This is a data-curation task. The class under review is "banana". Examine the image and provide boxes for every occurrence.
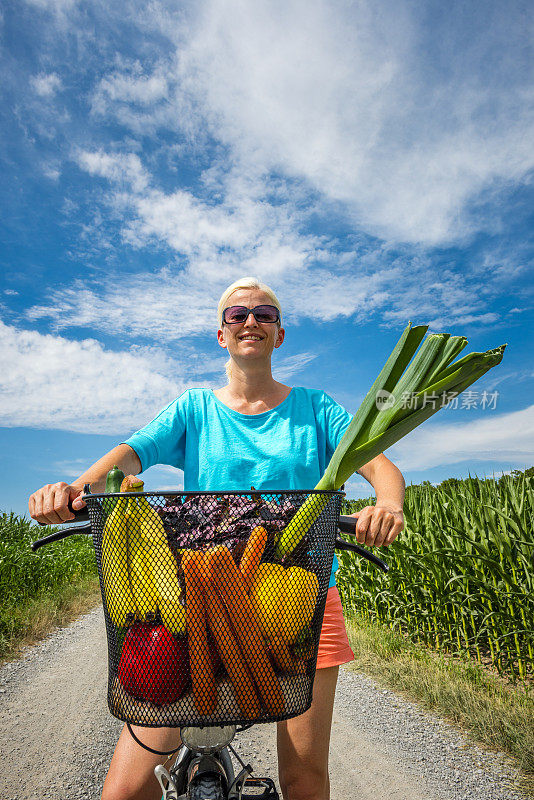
[101,497,137,627]
[126,496,159,619]
[116,476,185,632]
[157,583,187,636]
[136,495,185,635]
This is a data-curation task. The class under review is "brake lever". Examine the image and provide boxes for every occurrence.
[32,520,93,551]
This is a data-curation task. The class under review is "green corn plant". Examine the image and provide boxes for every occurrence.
[337,470,533,680]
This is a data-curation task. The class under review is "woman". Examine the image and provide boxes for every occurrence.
[29,277,405,800]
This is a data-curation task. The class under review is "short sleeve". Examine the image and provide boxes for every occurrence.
[323,392,353,460]
[122,391,189,472]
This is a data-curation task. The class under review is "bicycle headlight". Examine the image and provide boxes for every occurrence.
[180,725,236,753]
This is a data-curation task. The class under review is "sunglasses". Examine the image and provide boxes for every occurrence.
[222,305,280,325]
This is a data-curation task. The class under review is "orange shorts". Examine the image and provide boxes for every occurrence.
[316,586,354,669]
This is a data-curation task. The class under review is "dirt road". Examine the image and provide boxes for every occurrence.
[0,607,527,800]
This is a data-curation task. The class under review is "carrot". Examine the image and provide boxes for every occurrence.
[182,550,218,716]
[239,525,268,592]
[205,587,262,720]
[207,546,285,716]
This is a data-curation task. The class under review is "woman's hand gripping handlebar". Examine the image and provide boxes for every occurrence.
[32,485,92,552]
[335,515,389,573]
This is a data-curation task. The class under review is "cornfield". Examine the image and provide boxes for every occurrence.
[0,512,97,654]
[337,469,534,681]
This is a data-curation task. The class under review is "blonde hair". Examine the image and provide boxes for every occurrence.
[217,276,282,382]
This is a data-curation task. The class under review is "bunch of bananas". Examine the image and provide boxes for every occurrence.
[101,477,186,634]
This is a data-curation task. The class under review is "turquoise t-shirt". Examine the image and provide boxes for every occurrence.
[123,387,353,586]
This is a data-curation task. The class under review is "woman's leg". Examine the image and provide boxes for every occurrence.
[277,666,339,800]
[101,724,181,800]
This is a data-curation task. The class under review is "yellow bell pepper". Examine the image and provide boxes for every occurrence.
[249,563,285,639]
[249,563,319,644]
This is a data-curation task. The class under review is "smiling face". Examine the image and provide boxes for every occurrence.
[217,288,285,365]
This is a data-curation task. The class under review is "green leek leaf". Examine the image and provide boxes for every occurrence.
[274,325,506,557]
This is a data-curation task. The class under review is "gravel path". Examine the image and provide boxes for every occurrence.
[0,606,529,800]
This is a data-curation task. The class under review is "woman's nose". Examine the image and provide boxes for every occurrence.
[244,311,258,326]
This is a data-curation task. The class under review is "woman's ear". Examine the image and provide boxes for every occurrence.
[217,328,228,349]
[274,326,285,348]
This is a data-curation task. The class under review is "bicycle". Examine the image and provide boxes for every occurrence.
[33,488,388,800]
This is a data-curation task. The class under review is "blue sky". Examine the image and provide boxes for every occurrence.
[1,0,533,518]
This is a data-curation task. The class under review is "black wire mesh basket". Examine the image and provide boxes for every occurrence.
[83,489,343,728]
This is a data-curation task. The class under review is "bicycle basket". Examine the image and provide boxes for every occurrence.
[84,489,343,728]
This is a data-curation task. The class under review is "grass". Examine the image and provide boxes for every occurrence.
[0,576,101,662]
[0,511,100,661]
[346,614,534,791]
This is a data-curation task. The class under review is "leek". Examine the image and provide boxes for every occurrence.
[275,323,506,557]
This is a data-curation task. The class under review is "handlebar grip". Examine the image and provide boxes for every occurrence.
[336,515,389,573]
[337,515,358,534]
[37,503,90,526]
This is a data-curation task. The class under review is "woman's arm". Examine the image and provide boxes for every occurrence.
[72,444,141,494]
[28,443,141,525]
[351,453,405,547]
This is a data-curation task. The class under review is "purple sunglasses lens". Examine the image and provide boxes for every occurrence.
[224,305,279,323]
[253,305,279,322]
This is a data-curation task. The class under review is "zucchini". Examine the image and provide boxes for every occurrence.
[103,465,125,517]
[106,465,124,494]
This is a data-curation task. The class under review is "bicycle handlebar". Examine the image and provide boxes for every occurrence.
[335,516,389,572]
[31,508,388,571]
[32,504,91,551]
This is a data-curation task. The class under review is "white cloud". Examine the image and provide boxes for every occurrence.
[50,459,185,489]
[92,64,170,109]
[17,1,534,248]
[41,147,502,338]
[30,72,62,97]
[388,404,534,471]
[0,318,193,434]
[24,0,77,11]
[14,4,531,345]
[344,479,375,500]
[25,239,502,344]
[168,0,534,245]
[23,256,398,341]
[25,258,387,344]
[26,270,221,340]
[380,264,504,329]
[139,464,184,491]
[42,162,61,180]
[50,457,93,479]
[76,150,150,194]
[73,149,322,278]
[274,352,318,381]
[71,0,533,247]
[0,317,329,439]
